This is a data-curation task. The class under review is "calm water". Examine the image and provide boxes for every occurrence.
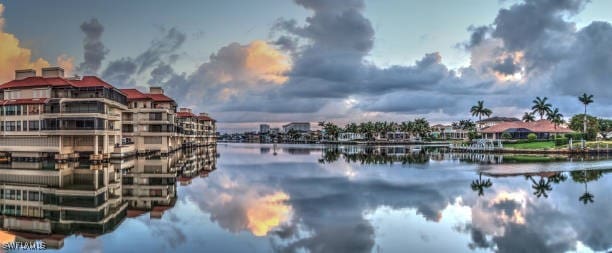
[14,143,612,252]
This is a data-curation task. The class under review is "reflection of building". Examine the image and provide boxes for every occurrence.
[282,122,310,133]
[0,156,126,237]
[120,152,178,217]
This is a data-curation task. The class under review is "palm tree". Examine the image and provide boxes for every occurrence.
[522,112,536,122]
[471,173,493,197]
[470,101,493,122]
[547,108,564,129]
[578,93,594,134]
[531,97,552,120]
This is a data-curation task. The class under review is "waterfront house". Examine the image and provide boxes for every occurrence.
[338,132,365,142]
[480,120,573,139]
[476,116,521,129]
[431,124,468,140]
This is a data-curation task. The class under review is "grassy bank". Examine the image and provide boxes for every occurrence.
[502,155,567,163]
[504,141,556,150]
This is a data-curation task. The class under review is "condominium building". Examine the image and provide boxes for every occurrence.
[120,87,179,155]
[0,67,127,235]
[176,108,216,147]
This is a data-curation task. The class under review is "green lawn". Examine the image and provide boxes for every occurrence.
[503,141,556,150]
[503,155,567,163]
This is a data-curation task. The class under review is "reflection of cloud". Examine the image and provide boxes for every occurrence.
[81,239,103,253]
[185,173,293,237]
[247,192,292,236]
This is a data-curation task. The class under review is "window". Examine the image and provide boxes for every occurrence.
[5,105,21,116]
[28,191,40,201]
[29,121,40,131]
[5,121,16,131]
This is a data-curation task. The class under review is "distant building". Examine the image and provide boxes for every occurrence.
[282,122,310,133]
[431,124,468,140]
[269,128,280,135]
[338,132,365,142]
[480,120,573,139]
[260,124,270,134]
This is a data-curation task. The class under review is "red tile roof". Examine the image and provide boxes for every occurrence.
[70,76,114,88]
[0,76,115,89]
[176,111,196,118]
[0,98,50,105]
[147,93,174,102]
[119,88,149,100]
[197,115,215,121]
[120,88,175,102]
[0,76,72,89]
[480,120,574,133]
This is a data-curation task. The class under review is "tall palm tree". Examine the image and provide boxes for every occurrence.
[522,112,536,122]
[531,96,552,120]
[578,93,594,134]
[547,108,564,129]
[470,101,493,122]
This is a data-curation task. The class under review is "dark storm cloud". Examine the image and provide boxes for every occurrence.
[492,55,519,75]
[551,21,612,97]
[272,35,299,53]
[98,26,186,88]
[464,25,491,48]
[148,63,175,86]
[77,18,109,75]
[102,57,137,87]
[492,0,585,51]
[135,27,186,74]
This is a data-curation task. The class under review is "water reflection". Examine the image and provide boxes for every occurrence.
[0,145,216,250]
[3,143,612,252]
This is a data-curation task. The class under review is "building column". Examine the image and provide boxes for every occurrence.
[94,135,99,154]
[103,134,109,154]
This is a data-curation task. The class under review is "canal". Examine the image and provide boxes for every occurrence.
[14,143,612,252]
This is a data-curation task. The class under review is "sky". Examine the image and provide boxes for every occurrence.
[1,0,612,132]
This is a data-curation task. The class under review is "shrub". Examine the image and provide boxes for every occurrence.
[501,132,512,139]
[468,131,481,140]
[527,133,537,142]
[565,133,585,140]
[555,137,569,146]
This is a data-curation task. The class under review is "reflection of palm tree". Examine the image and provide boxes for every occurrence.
[528,176,552,198]
[579,184,594,205]
[471,173,493,197]
[571,170,601,205]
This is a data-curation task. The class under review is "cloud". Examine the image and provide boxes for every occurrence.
[135,27,186,74]
[99,26,187,87]
[102,57,137,87]
[57,54,75,76]
[0,3,50,83]
[77,18,109,75]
